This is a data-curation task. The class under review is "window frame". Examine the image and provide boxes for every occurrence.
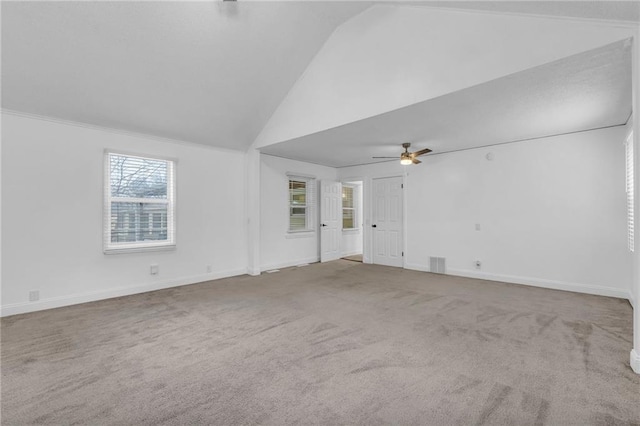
[103,150,177,254]
[287,175,315,233]
[342,184,358,230]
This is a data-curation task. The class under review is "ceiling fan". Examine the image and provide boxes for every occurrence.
[373,143,432,165]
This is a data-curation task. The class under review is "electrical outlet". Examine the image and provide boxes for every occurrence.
[150,264,159,275]
[206,265,212,273]
[475,260,482,270]
[29,290,40,302]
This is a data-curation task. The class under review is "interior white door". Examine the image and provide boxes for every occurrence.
[320,180,342,262]
[372,176,403,267]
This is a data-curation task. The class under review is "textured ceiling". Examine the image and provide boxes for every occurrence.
[260,40,632,168]
[1,1,371,150]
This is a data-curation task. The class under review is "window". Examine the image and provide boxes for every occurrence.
[288,175,315,232]
[104,152,175,252]
[626,132,634,252]
[342,185,356,229]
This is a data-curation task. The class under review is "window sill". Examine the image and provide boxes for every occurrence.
[342,228,361,234]
[285,231,315,239]
[104,244,176,255]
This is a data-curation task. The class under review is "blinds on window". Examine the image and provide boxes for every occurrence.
[104,152,176,252]
[342,185,356,229]
[287,173,316,232]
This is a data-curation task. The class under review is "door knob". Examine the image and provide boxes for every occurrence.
[321,224,327,227]
[372,224,377,228]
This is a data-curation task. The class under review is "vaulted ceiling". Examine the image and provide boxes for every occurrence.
[2,1,638,162]
[1,1,370,150]
[261,40,632,167]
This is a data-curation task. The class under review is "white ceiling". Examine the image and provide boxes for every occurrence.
[260,40,632,168]
[2,1,637,156]
[1,1,370,150]
[411,1,640,23]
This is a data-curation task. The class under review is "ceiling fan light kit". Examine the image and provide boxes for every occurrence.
[373,142,432,165]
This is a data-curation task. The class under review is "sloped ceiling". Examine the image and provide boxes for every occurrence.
[254,4,636,149]
[1,1,371,150]
[413,1,640,23]
[260,40,632,168]
[2,1,637,156]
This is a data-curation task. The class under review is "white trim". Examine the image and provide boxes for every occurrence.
[342,183,358,230]
[103,244,177,255]
[104,151,176,253]
[260,256,319,273]
[404,263,631,300]
[631,349,640,374]
[342,228,361,234]
[448,268,630,299]
[0,268,247,318]
[405,262,431,273]
[340,250,362,258]
[285,231,315,239]
[1,109,242,155]
[286,171,317,180]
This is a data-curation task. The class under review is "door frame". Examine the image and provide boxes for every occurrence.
[340,173,407,268]
[340,179,364,258]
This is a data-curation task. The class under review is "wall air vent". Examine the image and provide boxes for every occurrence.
[429,257,446,274]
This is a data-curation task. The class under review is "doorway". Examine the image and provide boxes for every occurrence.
[341,180,363,262]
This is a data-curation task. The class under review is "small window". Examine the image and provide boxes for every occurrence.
[288,176,315,232]
[626,132,634,252]
[104,152,176,253]
[342,185,357,229]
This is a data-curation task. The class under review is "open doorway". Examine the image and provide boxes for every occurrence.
[341,180,364,262]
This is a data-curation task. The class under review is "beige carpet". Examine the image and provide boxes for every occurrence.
[2,261,638,425]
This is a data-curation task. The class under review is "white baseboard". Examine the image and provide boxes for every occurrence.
[0,268,247,317]
[247,267,261,276]
[405,262,430,273]
[403,263,631,300]
[340,251,362,258]
[631,349,640,374]
[260,256,319,273]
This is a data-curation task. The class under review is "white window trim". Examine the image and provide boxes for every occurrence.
[342,184,358,231]
[104,150,177,254]
[287,173,316,234]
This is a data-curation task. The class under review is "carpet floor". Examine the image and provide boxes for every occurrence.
[1,261,638,425]
[342,254,363,263]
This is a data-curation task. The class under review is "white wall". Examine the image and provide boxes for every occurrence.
[339,125,632,299]
[341,181,363,257]
[1,113,248,316]
[260,154,337,270]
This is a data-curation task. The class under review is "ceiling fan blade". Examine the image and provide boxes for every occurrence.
[412,158,422,164]
[372,156,399,159]
[412,148,432,157]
